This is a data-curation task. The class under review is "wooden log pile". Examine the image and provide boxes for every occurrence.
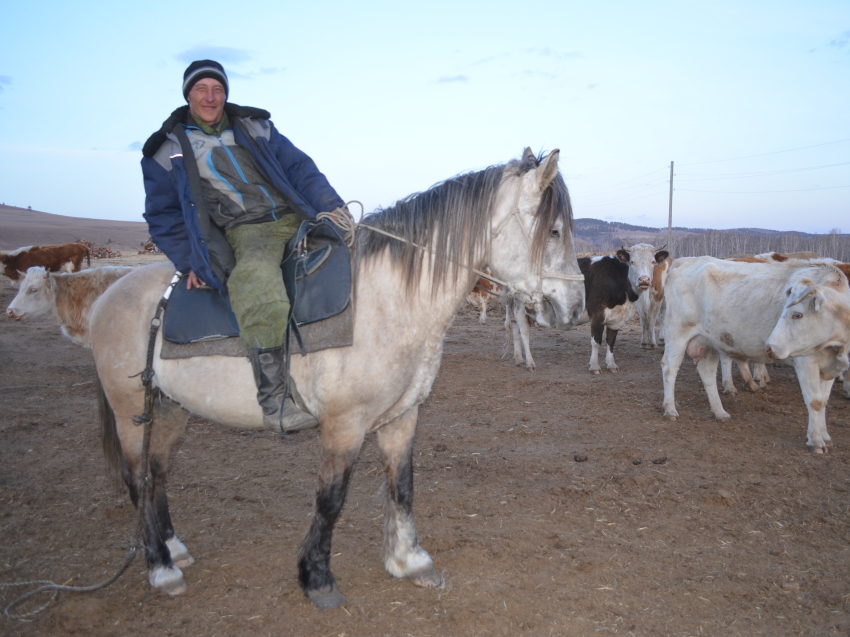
[75,239,122,259]
[138,238,162,255]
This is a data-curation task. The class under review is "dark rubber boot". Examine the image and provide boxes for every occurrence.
[248,346,318,432]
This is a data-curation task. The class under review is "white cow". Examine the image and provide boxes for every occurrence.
[6,265,135,347]
[637,255,673,348]
[661,257,850,452]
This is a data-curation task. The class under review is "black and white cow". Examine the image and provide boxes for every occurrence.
[577,244,669,373]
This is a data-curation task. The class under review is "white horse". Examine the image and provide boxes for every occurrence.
[90,148,585,610]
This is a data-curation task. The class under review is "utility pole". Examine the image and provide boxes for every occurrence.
[667,161,674,253]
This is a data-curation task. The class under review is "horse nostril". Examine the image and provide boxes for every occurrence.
[765,347,773,359]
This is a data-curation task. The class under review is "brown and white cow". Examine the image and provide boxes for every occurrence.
[6,265,134,347]
[1,243,91,282]
[661,257,850,452]
[465,268,502,324]
[576,243,669,373]
[637,255,673,348]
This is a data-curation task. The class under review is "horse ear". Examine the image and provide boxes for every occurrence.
[536,149,560,190]
[522,147,535,163]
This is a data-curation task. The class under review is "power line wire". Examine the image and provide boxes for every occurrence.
[678,138,850,166]
[677,161,850,181]
[677,184,850,194]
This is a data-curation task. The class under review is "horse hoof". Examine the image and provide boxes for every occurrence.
[166,537,195,568]
[409,567,444,589]
[150,565,186,596]
[590,370,601,375]
[307,584,347,610]
[663,413,678,422]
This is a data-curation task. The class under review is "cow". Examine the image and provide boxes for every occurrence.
[1,243,91,283]
[660,257,850,452]
[6,265,134,347]
[576,243,669,374]
[637,255,673,348]
[465,268,502,324]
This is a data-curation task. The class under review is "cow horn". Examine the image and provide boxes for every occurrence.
[787,285,815,308]
[655,243,667,252]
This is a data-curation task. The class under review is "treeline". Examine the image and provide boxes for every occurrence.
[590,229,850,262]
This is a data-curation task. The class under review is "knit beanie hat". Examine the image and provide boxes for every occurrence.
[182,60,229,100]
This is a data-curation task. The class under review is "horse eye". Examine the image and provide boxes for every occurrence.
[550,229,560,238]
[792,312,803,319]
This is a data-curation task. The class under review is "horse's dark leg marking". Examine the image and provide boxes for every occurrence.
[378,409,441,588]
[299,443,361,609]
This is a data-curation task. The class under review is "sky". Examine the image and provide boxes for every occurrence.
[0,0,848,234]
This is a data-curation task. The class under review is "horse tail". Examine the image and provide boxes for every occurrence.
[96,372,123,481]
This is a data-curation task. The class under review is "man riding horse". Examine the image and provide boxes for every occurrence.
[141,59,346,432]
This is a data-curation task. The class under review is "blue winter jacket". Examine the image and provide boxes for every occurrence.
[141,103,344,292]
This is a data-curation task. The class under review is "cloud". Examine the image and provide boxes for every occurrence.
[175,46,253,65]
[527,47,582,61]
[829,31,850,48]
[437,75,469,84]
[0,75,11,93]
[127,141,142,152]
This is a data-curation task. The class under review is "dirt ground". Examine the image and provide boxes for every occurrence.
[2,255,850,637]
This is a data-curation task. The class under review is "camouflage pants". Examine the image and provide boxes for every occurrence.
[225,215,301,349]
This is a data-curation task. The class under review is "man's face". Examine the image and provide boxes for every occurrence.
[187,78,225,126]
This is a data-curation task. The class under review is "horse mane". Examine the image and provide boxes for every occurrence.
[356,151,573,296]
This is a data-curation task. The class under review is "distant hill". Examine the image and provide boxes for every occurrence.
[573,217,820,251]
[0,206,150,253]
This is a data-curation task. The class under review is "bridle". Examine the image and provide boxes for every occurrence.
[486,174,583,304]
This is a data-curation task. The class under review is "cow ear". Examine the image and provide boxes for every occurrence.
[654,250,669,263]
[616,249,630,264]
[536,149,560,191]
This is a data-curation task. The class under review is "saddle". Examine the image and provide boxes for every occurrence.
[160,219,353,360]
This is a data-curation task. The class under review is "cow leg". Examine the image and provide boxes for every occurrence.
[753,363,771,388]
[638,309,650,348]
[648,299,663,348]
[505,300,526,367]
[736,360,760,393]
[660,335,690,420]
[605,328,619,373]
[656,300,666,345]
[793,357,835,453]
[298,418,365,609]
[588,316,605,374]
[695,348,731,422]
[378,407,442,588]
[720,354,737,396]
[514,303,535,371]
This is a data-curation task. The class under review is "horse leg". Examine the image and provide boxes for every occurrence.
[298,423,364,610]
[515,303,535,371]
[377,407,442,588]
[106,383,189,595]
[753,363,771,388]
[150,392,193,568]
[605,327,619,372]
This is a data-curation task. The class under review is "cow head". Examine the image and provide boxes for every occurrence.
[765,280,850,373]
[6,267,57,321]
[616,243,668,293]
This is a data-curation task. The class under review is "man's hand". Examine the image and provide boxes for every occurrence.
[186,270,206,289]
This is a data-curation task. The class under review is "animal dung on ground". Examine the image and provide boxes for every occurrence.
[652,457,668,465]
[574,454,588,463]
[632,459,642,465]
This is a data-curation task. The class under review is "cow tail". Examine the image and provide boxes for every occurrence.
[96,372,123,482]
